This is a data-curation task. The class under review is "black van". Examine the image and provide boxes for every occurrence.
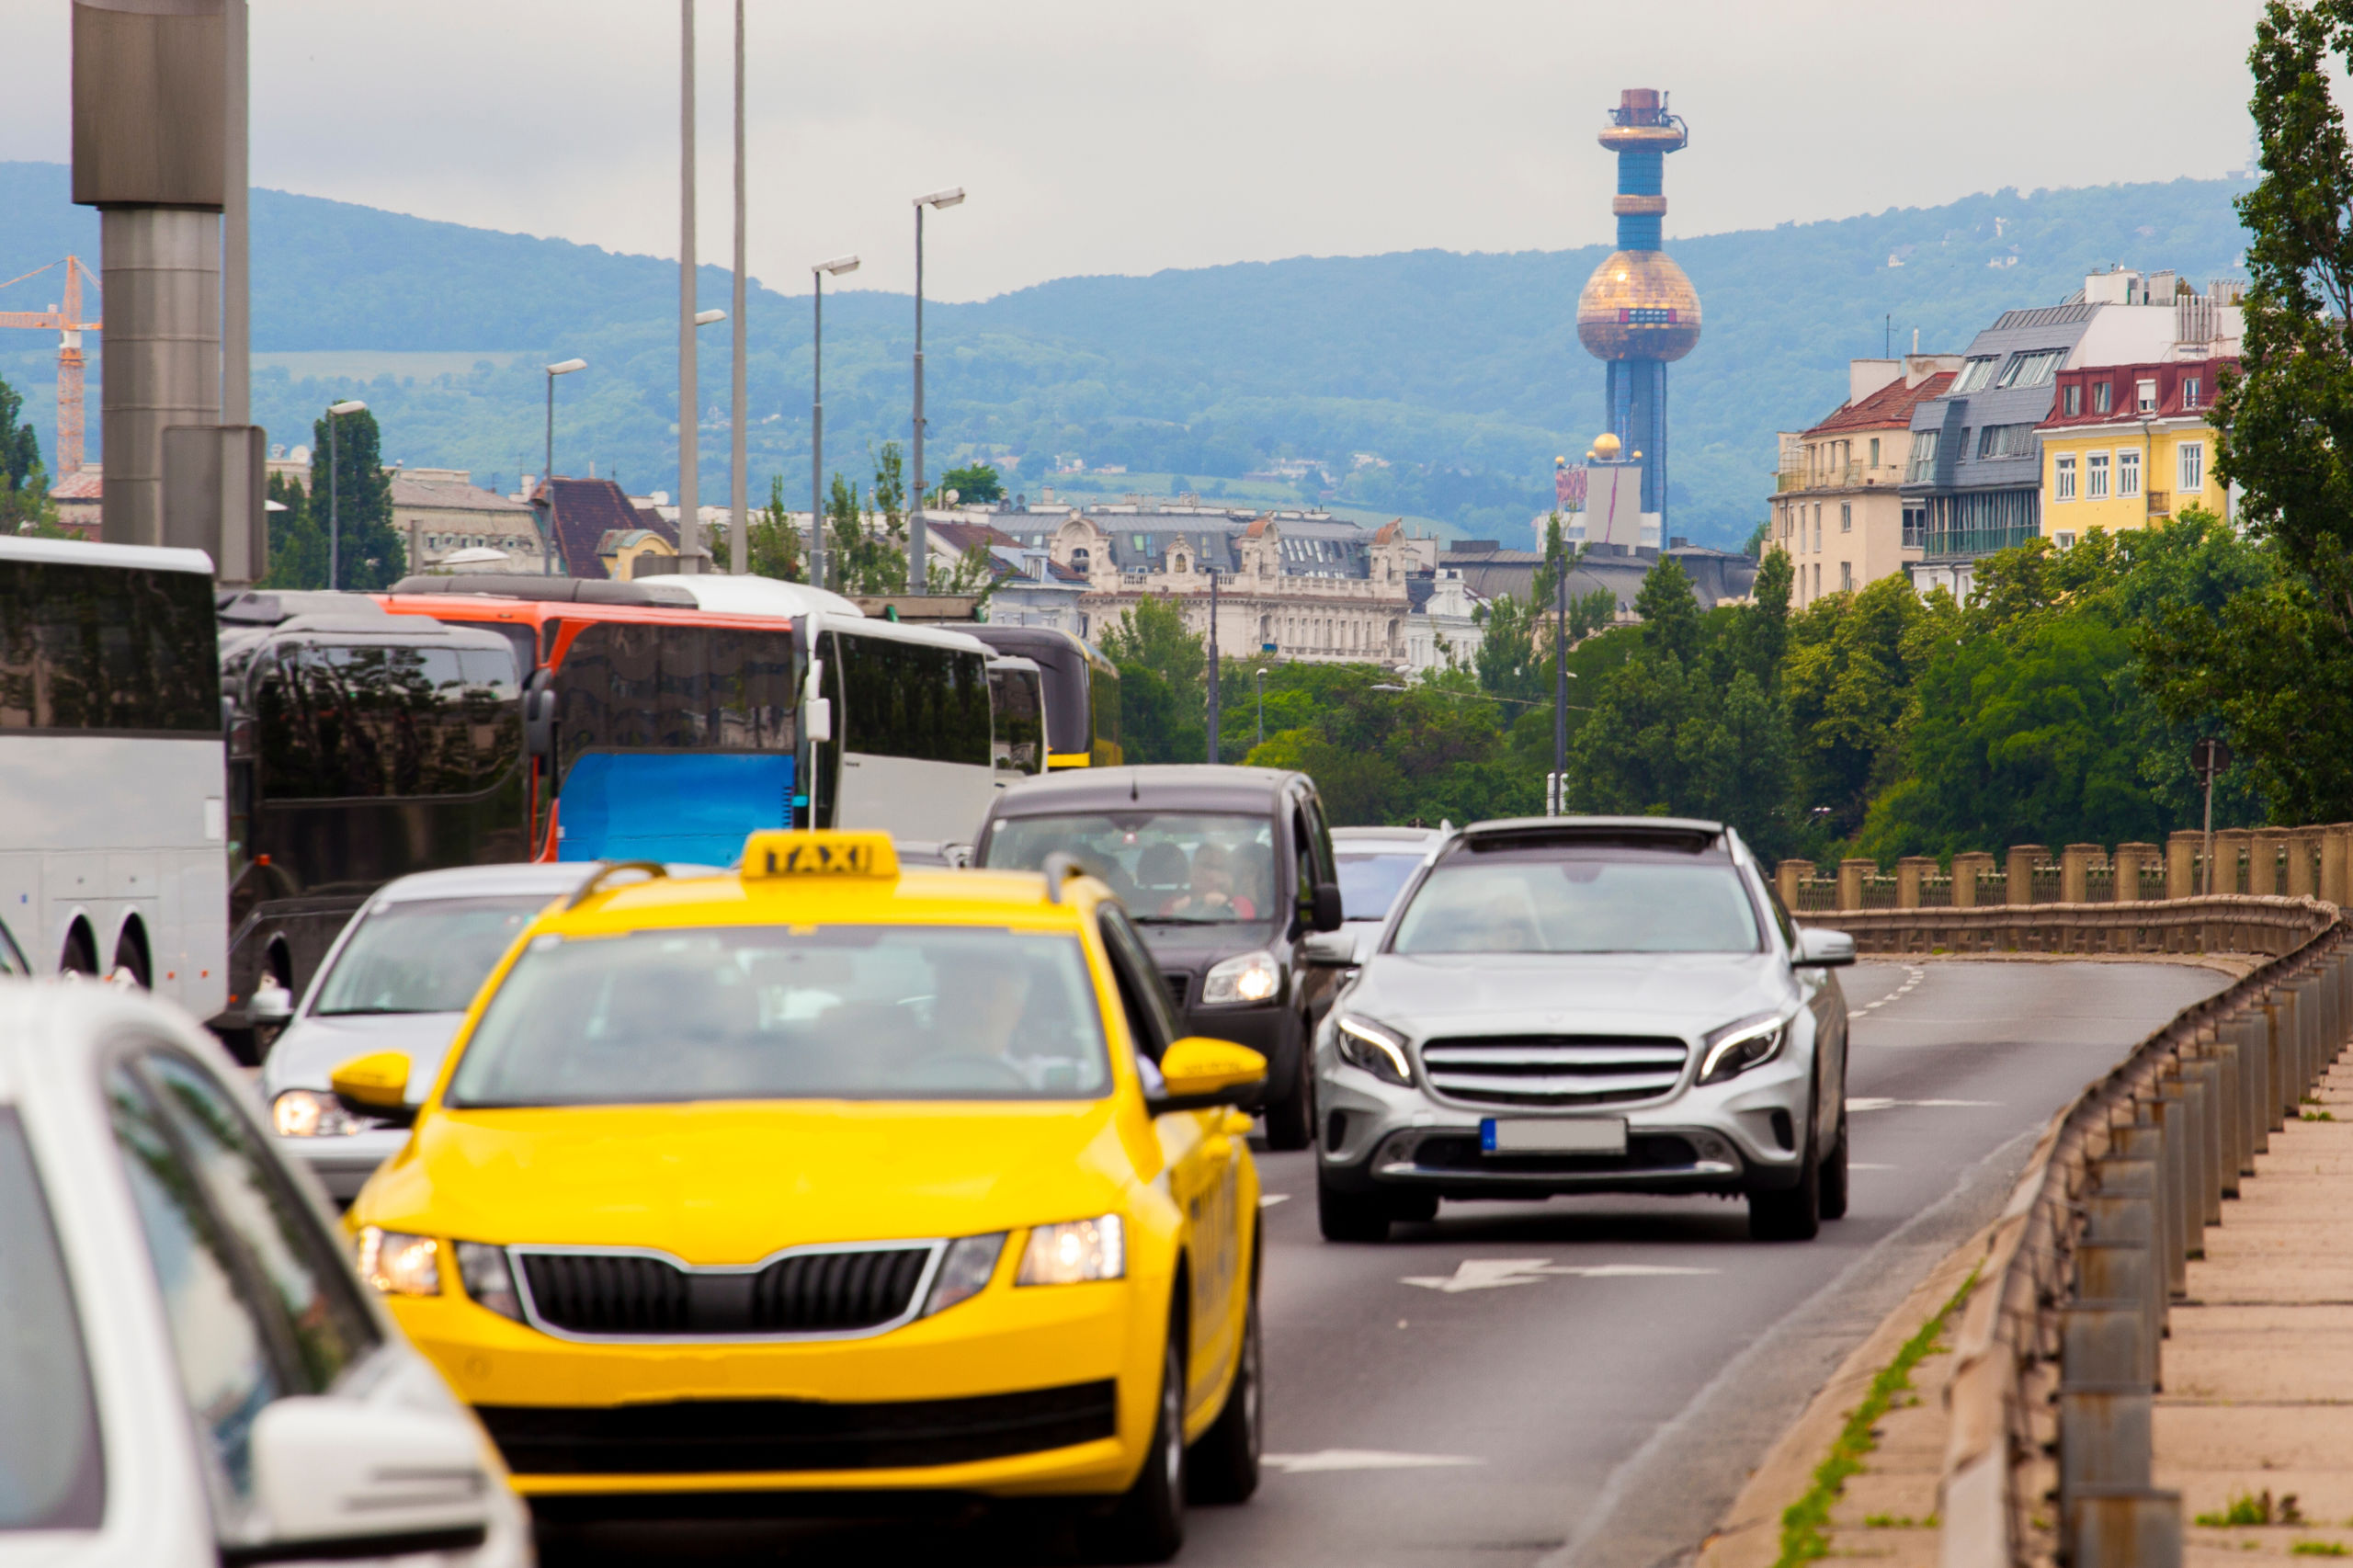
[974,766,1344,1149]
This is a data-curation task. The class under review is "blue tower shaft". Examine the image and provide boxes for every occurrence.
[1616,150,1663,250]
[1607,358,1667,518]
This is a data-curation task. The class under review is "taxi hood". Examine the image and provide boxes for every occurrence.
[369,1097,1143,1261]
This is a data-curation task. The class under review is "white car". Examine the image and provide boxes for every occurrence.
[0,983,530,1566]
[1330,825,1449,965]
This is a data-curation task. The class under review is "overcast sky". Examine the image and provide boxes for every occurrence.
[3,0,2268,302]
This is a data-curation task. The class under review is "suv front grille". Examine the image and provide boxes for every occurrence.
[1417,1035,1688,1108]
[1161,971,1192,1010]
[517,1244,936,1339]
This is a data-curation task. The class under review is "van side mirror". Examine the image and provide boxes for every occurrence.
[1299,930,1356,968]
[330,1051,415,1125]
[247,976,294,1024]
[1794,928,1857,968]
[1311,881,1344,933]
[1148,1036,1267,1116]
[247,1395,493,1562]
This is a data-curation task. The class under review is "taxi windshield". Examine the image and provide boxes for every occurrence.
[983,812,1277,926]
[444,925,1111,1106]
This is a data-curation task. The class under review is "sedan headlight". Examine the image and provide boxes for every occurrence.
[923,1233,1007,1316]
[1201,949,1281,1006]
[1334,1014,1413,1086]
[355,1227,440,1297]
[1699,1012,1794,1085]
[452,1241,523,1321]
[270,1088,366,1138]
[1017,1215,1125,1286]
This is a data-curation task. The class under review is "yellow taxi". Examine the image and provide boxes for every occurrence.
[333,831,1266,1560]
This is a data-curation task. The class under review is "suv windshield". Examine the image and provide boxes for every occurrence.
[313,895,552,1016]
[0,1109,105,1530]
[446,925,1110,1106]
[1392,846,1760,955]
[985,812,1276,925]
[1336,849,1426,921]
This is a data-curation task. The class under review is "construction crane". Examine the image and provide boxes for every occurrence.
[0,256,102,475]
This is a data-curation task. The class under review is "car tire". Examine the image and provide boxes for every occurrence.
[1317,1172,1392,1243]
[1260,1026,1314,1152]
[1818,1113,1850,1221]
[1092,1327,1188,1562]
[1187,1286,1261,1504]
[1749,1108,1823,1242]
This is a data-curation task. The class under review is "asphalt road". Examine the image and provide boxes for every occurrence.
[543,960,2229,1568]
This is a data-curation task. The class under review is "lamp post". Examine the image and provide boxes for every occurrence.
[1206,565,1221,763]
[541,359,585,574]
[677,0,697,571]
[324,400,365,590]
[1255,667,1267,747]
[728,0,747,574]
[683,308,724,561]
[809,256,859,590]
[1552,544,1569,816]
[910,187,965,593]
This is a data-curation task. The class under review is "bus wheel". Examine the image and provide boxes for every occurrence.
[59,921,100,979]
[109,920,152,989]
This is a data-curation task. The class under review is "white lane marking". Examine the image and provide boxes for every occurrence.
[1265,1449,1484,1473]
[1855,964,1927,1016]
[1259,1193,1290,1207]
[1850,1163,1898,1170]
[1847,1096,1998,1111]
[1401,1258,1717,1292]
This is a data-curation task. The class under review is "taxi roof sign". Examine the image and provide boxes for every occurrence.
[742,830,900,881]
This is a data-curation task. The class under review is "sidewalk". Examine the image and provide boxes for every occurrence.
[2166,1054,2353,1563]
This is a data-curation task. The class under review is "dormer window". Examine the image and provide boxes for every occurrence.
[2063,384,2082,417]
[2092,381,2112,415]
[2182,377,2202,410]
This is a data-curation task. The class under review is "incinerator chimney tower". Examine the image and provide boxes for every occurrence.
[1576,88,1700,539]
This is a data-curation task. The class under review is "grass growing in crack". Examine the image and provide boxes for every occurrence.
[1772,1267,1979,1568]
[2304,1110,2336,1122]
[2200,1491,2304,1528]
[2290,1542,2347,1556]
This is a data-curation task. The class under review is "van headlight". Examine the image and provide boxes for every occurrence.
[1699,1012,1794,1085]
[1334,1014,1413,1085]
[271,1088,365,1138]
[1201,950,1281,1005]
[1017,1216,1125,1285]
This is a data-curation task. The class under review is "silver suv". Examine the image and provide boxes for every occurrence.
[1307,817,1854,1242]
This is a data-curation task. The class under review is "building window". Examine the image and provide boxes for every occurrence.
[2136,380,2157,413]
[2087,452,2110,500]
[1839,560,1852,591]
[1840,503,1852,533]
[2118,448,2141,498]
[2055,454,2077,502]
[2182,377,2202,410]
[1905,429,1941,483]
[1903,506,1926,549]
[1997,348,2066,389]
[1813,506,1823,551]
[1869,437,1881,468]
[1813,563,1821,597]
[1951,356,2001,394]
[2055,530,2077,551]
[2179,442,2205,493]
[2092,381,2112,415]
[2063,383,2082,416]
[1977,424,2038,460]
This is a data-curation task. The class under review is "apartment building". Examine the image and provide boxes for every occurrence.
[2040,353,2236,543]
[1771,355,1959,607]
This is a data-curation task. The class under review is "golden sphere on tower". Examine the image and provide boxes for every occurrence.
[1591,431,1622,460]
[1576,250,1703,362]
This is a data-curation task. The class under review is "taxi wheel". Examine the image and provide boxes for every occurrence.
[1187,1286,1261,1504]
[1092,1328,1187,1562]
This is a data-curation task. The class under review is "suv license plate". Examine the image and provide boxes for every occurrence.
[1482,1118,1627,1155]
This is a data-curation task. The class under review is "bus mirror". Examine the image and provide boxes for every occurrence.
[802,659,825,704]
[524,687,555,759]
[807,697,833,744]
[227,715,256,762]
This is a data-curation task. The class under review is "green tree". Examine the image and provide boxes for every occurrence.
[1633,554,1702,667]
[1102,594,1207,763]
[746,472,804,582]
[939,462,1004,504]
[1473,594,1547,706]
[307,407,404,589]
[826,467,907,595]
[261,472,329,588]
[1782,573,1939,836]
[0,372,58,535]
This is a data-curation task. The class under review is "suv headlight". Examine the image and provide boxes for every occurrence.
[355,1227,441,1297]
[270,1088,366,1138]
[1334,1014,1413,1086]
[1699,1012,1793,1085]
[1017,1216,1125,1285]
[1201,950,1281,1006]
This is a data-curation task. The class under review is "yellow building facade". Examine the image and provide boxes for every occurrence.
[2039,358,2234,543]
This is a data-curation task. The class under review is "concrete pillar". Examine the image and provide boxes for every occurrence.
[2166,831,2202,900]
[2287,827,2322,898]
[1894,856,1934,908]
[2067,1491,2182,1568]
[1836,858,1874,912]
[2213,827,2251,895]
[2007,844,2048,905]
[2322,825,2353,908]
[2114,842,2159,903]
[2251,827,2289,896]
[1951,850,1995,909]
[2063,843,2105,903]
[1775,859,1813,910]
[99,209,221,547]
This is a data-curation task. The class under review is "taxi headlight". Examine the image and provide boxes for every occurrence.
[1017,1215,1125,1286]
[355,1227,441,1297]
[1201,950,1281,1006]
[452,1241,523,1322]
[271,1088,365,1138]
[1335,1014,1413,1086]
[922,1233,1007,1317]
[1699,1012,1794,1085]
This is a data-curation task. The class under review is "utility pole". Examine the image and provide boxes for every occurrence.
[1552,525,1569,814]
[909,188,965,595]
[2195,738,2232,895]
[677,0,700,572]
[727,0,746,574]
[1206,567,1222,763]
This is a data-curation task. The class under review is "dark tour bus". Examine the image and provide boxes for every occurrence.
[967,625,1121,770]
[214,590,527,1056]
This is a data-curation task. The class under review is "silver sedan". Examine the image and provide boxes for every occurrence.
[1307,816,1853,1243]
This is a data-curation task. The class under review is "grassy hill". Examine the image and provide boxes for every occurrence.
[0,162,2249,549]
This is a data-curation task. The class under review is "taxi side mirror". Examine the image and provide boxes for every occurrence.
[1148,1036,1267,1116]
[331,1051,416,1126]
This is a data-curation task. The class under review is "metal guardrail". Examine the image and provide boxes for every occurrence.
[1797,897,2348,1568]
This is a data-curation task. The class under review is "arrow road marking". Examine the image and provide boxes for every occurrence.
[1264,1449,1484,1473]
[1259,1193,1290,1207]
[1401,1258,1717,1292]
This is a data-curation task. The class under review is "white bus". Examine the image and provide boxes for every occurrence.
[0,536,228,1016]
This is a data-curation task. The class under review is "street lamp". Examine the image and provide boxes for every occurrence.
[910,186,965,593]
[324,400,366,590]
[696,308,726,326]
[810,255,859,591]
[540,360,586,575]
[1256,667,1267,746]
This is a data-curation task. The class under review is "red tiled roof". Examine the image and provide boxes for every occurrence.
[49,469,102,501]
[2038,357,2237,431]
[540,478,677,580]
[1805,370,1955,437]
[928,520,1021,555]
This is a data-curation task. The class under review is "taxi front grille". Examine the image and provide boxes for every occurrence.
[475,1382,1120,1475]
[1418,1035,1689,1108]
[516,1244,936,1339]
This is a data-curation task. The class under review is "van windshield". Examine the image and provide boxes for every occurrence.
[1392,847,1761,955]
[983,812,1277,925]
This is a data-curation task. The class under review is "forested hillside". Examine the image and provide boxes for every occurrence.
[0,162,2248,548]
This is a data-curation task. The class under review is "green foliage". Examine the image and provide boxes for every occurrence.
[1241,665,1521,825]
[0,372,59,536]
[262,472,328,588]
[746,473,804,582]
[825,450,910,596]
[1784,574,1946,838]
[1102,594,1208,764]
[2197,1490,2303,1528]
[307,407,404,589]
[940,462,1003,504]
